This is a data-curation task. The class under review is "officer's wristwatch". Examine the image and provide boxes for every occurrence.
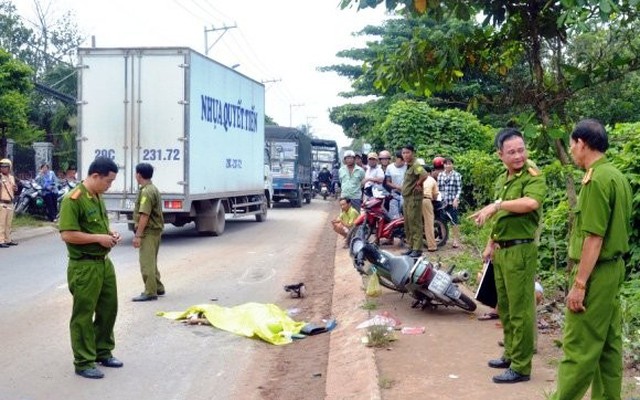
[494,199,502,211]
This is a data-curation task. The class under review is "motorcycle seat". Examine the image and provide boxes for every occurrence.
[381,250,413,287]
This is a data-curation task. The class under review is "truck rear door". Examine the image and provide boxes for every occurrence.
[78,48,187,210]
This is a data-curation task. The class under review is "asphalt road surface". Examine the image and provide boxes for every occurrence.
[0,200,334,400]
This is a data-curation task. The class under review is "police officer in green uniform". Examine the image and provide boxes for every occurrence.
[401,144,428,258]
[131,163,165,302]
[550,119,632,400]
[58,157,122,379]
[471,128,546,384]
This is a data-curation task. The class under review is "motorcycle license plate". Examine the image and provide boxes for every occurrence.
[427,270,451,295]
[445,285,461,299]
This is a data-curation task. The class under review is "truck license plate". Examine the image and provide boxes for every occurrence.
[124,199,134,210]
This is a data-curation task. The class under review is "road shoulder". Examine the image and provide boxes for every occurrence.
[325,237,381,400]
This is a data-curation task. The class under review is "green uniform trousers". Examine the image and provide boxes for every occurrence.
[67,257,117,371]
[551,258,625,400]
[493,242,536,376]
[140,231,164,296]
[403,196,423,251]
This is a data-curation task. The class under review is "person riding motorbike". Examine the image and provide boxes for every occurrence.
[318,167,332,192]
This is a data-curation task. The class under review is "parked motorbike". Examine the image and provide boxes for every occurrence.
[346,189,448,248]
[349,231,477,312]
[56,180,77,217]
[14,179,46,217]
[347,193,405,246]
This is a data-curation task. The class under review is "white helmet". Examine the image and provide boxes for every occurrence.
[343,150,356,158]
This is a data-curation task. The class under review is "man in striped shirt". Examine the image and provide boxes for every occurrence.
[437,157,462,248]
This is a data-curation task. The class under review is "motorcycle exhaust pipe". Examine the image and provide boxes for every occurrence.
[451,270,470,283]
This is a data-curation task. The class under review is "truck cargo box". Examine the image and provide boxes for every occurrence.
[77,47,267,235]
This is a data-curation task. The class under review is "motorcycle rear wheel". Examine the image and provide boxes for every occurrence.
[453,292,477,312]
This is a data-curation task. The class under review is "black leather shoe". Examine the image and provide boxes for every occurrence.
[6,241,18,246]
[97,357,123,368]
[409,250,422,258]
[402,249,413,256]
[132,293,158,302]
[492,368,530,384]
[0,243,9,248]
[157,290,165,296]
[75,367,104,379]
[488,357,511,369]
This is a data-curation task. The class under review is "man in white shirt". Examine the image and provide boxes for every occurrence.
[362,152,385,200]
[384,151,407,219]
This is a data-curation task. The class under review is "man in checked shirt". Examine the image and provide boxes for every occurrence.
[437,157,462,248]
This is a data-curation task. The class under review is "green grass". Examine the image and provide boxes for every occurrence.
[378,376,395,389]
[366,325,395,348]
[360,299,378,311]
[12,214,52,228]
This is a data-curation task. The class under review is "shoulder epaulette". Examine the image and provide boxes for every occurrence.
[582,168,593,185]
[527,167,540,177]
[70,188,82,200]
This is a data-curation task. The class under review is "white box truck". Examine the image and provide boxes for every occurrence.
[76,47,267,235]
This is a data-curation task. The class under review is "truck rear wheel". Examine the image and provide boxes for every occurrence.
[292,189,303,208]
[255,200,267,222]
[196,199,226,236]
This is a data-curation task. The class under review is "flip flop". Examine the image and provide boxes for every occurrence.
[477,312,499,321]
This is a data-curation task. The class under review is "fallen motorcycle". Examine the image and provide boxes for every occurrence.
[349,229,476,312]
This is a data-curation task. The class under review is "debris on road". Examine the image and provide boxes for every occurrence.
[284,282,306,298]
[400,326,425,335]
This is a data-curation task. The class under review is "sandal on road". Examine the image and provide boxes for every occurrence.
[477,312,499,321]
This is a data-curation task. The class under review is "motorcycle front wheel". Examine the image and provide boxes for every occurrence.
[434,219,449,247]
[14,197,29,214]
[452,292,477,312]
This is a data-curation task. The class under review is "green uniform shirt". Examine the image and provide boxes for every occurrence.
[402,161,427,199]
[58,182,111,259]
[133,182,164,231]
[568,157,632,261]
[491,165,546,241]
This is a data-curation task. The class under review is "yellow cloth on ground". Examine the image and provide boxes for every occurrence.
[157,302,306,345]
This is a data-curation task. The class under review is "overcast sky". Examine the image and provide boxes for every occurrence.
[13,0,389,148]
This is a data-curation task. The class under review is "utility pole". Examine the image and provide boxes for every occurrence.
[204,24,237,56]
[289,103,304,127]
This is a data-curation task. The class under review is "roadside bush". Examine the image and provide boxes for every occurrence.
[379,99,494,158]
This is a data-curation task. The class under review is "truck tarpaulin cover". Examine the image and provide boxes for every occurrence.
[265,127,312,168]
[157,302,306,345]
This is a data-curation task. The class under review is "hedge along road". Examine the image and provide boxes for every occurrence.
[0,200,334,400]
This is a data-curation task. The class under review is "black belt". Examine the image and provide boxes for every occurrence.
[497,239,533,249]
[71,254,107,261]
[0,199,11,204]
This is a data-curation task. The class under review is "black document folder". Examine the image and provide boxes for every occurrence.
[475,260,498,308]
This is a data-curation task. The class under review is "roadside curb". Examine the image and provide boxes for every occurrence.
[325,237,381,400]
[11,225,58,243]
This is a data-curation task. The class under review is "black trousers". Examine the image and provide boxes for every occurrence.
[43,192,57,221]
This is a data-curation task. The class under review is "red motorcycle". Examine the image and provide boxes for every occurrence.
[347,194,449,248]
[347,195,405,246]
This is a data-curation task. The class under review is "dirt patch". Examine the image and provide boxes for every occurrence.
[233,210,337,400]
